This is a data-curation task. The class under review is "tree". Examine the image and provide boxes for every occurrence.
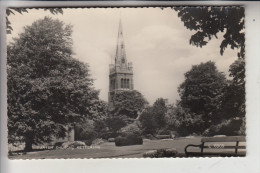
[6,8,63,34]
[174,6,245,59]
[139,98,168,135]
[105,115,127,135]
[7,17,100,151]
[178,61,227,132]
[152,98,168,128]
[139,107,158,135]
[110,90,148,119]
[171,102,204,136]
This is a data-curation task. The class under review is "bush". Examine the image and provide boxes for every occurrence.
[155,135,171,139]
[143,148,178,158]
[144,134,157,140]
[75,120,98,141]
[203,118,243,136]
[120,123,142,136]
[105,115,127,134]
[100,132,119,140]
[61,141,86,149]
[108,138,115,142]
[115,134,143,146]
[91,138,105,145]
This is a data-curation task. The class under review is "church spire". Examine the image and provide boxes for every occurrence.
[115,19,127,67]
[108,17,134,108]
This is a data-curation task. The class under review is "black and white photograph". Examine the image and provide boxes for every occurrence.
[6,6,246,159]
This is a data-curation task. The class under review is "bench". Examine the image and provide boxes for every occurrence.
[185,136,246,157]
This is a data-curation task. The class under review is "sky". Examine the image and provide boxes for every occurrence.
[6,8,238,105]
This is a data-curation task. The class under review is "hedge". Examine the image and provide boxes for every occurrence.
[115,134,143,146]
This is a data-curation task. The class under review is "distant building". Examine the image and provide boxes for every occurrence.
[108,19,134,108]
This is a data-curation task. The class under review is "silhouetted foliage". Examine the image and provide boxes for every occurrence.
[6,8,63,34]
[139,98,168,135]
[152,98,168,128]
[172,102,205,136]
[105,115,127,135]
[174,6,245,58]
[139,107,158,135]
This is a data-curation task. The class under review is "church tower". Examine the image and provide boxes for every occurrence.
[108,19,134,108]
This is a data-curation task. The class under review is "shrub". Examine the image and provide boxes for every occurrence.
[108,138,115,142]
[144,134,157,140]
[155,135,171,139]
[203,118,243,136]
[120,123,142,136]
[100,132,119,140]
[75,120,98,142]
[143,148,178,158]
[91,138,105,145]
[105,115,127,134]
[115,134,143,146]
[61,141,86,149]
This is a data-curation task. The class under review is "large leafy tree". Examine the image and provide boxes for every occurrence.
[7,17,100,151]
[178,61,227,132]
[110,90,148,119]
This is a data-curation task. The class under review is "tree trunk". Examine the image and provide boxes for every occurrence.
[24,140,33,151]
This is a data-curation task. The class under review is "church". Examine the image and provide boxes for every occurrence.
[108,20,134,107]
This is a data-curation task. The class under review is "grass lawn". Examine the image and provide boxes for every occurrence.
[9,137,202,159]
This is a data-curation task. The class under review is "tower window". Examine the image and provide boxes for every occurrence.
[121,78,123,88]
[121,44,124,48]
[127,79,129,89]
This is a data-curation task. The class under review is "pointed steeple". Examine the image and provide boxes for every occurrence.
[115,19,127,68]
[108,17,134,108]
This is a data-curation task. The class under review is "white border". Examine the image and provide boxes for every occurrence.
[1,1,259,173]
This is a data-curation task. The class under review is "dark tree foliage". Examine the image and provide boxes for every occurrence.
[6,8,63,34]
[220,59,245,120]
[174,6,245,59]
[139,107,158,135]
[105,115,127,135]
[139,98,168,135]
[172,102,204,136]
[7,17,100,151]
[110,90,148,119]
[151,98,168,128]
[178,61,227,132]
